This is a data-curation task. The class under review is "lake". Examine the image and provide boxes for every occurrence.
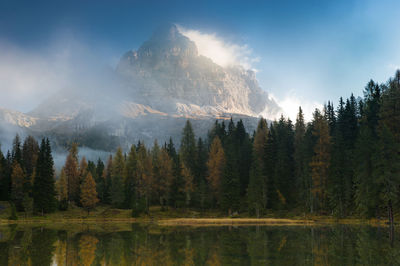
[0,223,399,265]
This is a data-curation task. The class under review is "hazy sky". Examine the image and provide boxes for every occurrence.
[1,0,399,120]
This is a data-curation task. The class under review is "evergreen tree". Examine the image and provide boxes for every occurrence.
[64,143,80,204]
[167,138,185,208]
[180,120,197,182]
[157,147,174,208]
[136,143,153,212]
[95,158,105,203]
[124,145,137,209]
[354,80,381,217]
[294,107,308,210]
[247,149,264,217]
[111,147,125,208]
[373,125,400,227]
[310,109,331,213]
[21,135,39,196]
[33,138,56,214]
[195,138,209,209]
[11,134,22,165]
[182,162,194,208]
[206,136,225,207]
[11,162,24,210]
[102,155,113,204]
[80,172,99,214]
[0,147,9,200]
[273,116,295,208]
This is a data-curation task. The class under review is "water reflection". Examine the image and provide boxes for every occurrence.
[0,224,399,265]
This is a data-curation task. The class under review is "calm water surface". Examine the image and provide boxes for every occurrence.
[0,223,399,265]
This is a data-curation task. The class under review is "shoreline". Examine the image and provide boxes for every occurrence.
[0,217,391,227]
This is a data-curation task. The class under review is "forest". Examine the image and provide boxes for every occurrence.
[0,71,399,224]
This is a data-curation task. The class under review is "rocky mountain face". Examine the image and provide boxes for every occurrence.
[117,24,280,118]
[0,24,281,151]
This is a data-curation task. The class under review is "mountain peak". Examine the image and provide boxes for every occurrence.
[137,23,198,59]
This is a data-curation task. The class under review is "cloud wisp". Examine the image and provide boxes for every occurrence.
[177,25,259,70]
[269,91,323,122]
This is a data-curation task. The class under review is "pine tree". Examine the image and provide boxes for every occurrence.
[11,134,22,165]
[309,109,331,213]
[156,147,173,208]
[33,138,56,214]
[373,125,400,227]
[294,107,308,210]
[180,120,197,184]
[95,158,105,202]
[136,143,153,212]
[195,138,209,209]
[167,139,185,208]
[273,116,295,208]
[182,162,194,208]
[252,118,269,209]
[206,136,225,207]
[354,80,381,217]
[236,120,252,199]
[102,155,113,204]
[11,162,25,210]
[0,147,9,200]
[80,172,99,214]
[111,147,125,208]
[21,135,39,196]
[124,145,137,209]
[64,143,80,204]
[247,154,264,217]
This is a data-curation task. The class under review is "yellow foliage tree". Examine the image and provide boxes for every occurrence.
[80,172,99,214]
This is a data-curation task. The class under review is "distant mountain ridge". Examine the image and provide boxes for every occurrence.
[0,24,281,151]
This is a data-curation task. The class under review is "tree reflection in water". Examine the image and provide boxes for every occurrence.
[0,224,399,265]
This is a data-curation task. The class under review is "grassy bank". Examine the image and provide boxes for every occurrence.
[0,202,394,226]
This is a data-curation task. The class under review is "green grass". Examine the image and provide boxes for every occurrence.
[0,201,397,227]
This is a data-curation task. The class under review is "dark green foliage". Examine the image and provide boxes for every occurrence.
[33,138,56,214]
[1,71,400,221]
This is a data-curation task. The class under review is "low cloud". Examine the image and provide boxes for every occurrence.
[269,91,323,122]
[177,25,259,70]
[0,38,117,113]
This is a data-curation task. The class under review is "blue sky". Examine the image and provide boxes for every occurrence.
[1,0,399,119]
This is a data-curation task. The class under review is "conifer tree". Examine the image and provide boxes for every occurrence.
[102,155,113,204]
[136,143,153,212]
[309,109,331,213]
[195,137,209,209]
[0,148,9,200]
[80,172,99,214]
[294,107,308,210]
[180,120,197,181]
[64,143,80,204]
[11,134,22,165]
[182,162,194,208]
[124,145,137,209]
[11,162,24,210]
[95,158,105,202]
[21,135,39,196]
[354,80,381,217]
[206,136,225,207]
[33,138,56,214]
[167,139,185,208]
[111,147,125,208]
